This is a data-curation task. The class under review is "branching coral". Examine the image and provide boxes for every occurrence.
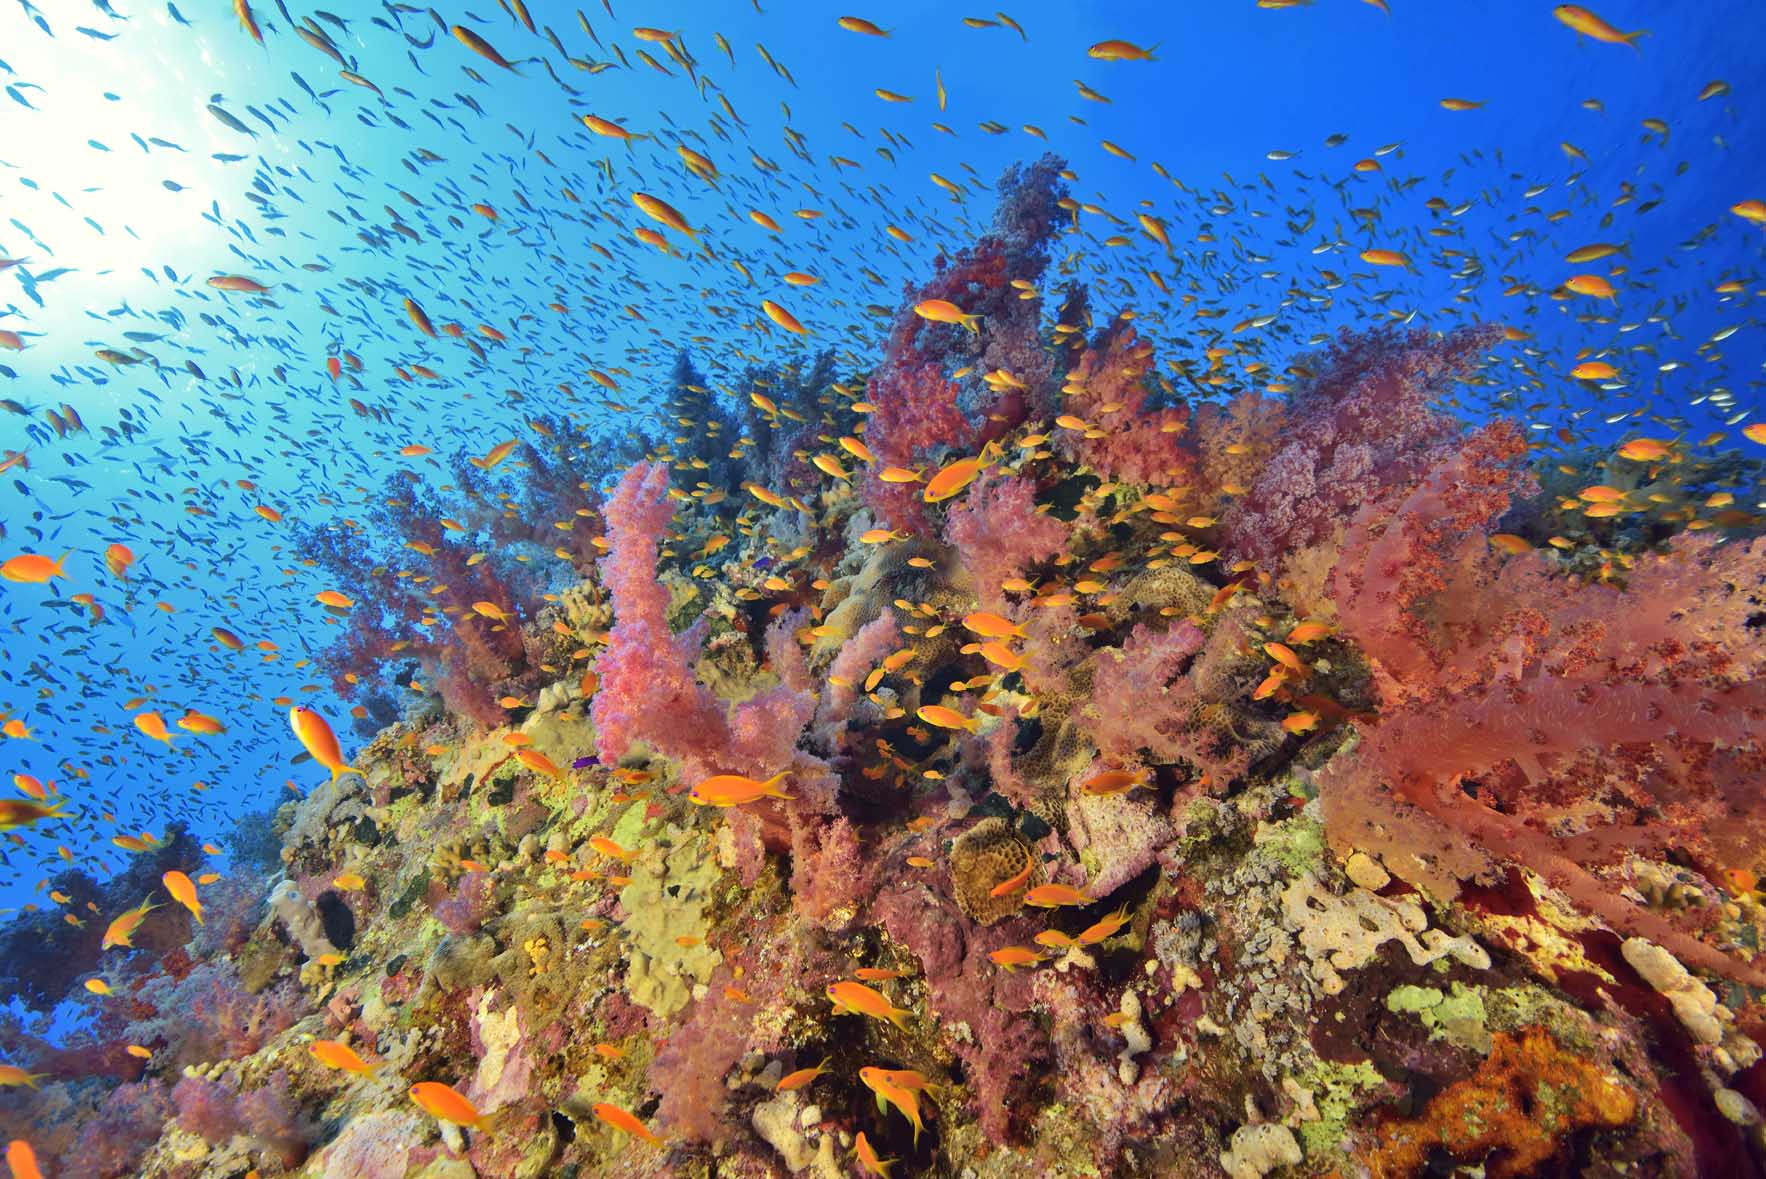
[859,155,1069,533]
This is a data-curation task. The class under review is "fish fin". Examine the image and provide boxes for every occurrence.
[333,763,365,781]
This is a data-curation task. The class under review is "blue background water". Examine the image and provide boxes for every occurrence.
[0,0,1761,925]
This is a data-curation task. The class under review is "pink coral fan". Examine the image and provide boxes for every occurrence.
[1055,322,1198,487]
[1319,420,1766,984]
[943,472,1067,612]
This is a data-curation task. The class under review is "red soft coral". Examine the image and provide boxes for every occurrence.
[1321,422,1766,984]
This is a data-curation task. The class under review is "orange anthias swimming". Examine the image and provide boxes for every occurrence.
[827,979,911,1029]
[289,706,362,781]
[688,770,792,807]
[409,1081,486,1128]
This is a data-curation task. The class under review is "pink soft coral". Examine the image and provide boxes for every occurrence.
[592,462,816,781]
[1320,421,1766,984]
[591,462,734,768]
[1055,322,1198,487]
[943,472,1066,611]
[1221,324,1501,580]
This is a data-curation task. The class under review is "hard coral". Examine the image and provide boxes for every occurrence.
[949,818,1039,926]
[1365,1027,1637,1178]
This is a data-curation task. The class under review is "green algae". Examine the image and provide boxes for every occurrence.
[1250,809,1326,880]
[1292,1059,1386,1156]
[1386,981,1491,1052]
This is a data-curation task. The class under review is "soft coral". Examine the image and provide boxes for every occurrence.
[1321,420,1766,984]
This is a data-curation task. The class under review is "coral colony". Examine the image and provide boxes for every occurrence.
[3,157,1765,1179]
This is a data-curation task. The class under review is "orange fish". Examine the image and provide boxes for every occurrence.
[761,299,808,335]
[1078,768,1151,796]
[988,945,1045,971]
[776,1056,831,1091]
[915,705,979,733]
[1076,905,1132,945]
[858,1067,925,1143]
[516,749,562,779]
[922,446,998,503]
[104,544,134,578]
[688,771,792,807]
[1553,5,1645,49]
[310,1040,380,1074]
[855,1130,894,1178]
[961,611,1025,639]
[409,1081,486,1128]
[1023,882,1090,908]
[162,871,202,925]
[827,980,911,1029]
[632,192,697,238]
[5,1140,43,1179]
[451,24,516,69]
[101,897,160,949]
[989,859,1034,898]
[0,554,67,584]
[591,1102,664,1145]
[289,707,362,781]
[914,298,981,334]
[133,711,173,745]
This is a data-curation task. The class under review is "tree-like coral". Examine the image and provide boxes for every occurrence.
[1319,420,1766,984]
[1054,321,1198,487]
[591,461,816,781]
[858,155,1070,533]
[942,472,1066,612]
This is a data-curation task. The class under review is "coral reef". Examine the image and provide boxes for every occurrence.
[4,156,1763,1179]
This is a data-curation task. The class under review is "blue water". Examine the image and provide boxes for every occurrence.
[0,0,1761,926]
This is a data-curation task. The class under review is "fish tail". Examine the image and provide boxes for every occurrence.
[762,770,794,799]
[1626,28,1648,51]
[889,1008,910,1031]
[332,762,365,781]
[961,313,982,335]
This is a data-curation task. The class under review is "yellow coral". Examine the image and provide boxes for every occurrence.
[524,934,552,977]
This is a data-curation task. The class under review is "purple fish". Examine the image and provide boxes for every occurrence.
[572,755,599,769]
